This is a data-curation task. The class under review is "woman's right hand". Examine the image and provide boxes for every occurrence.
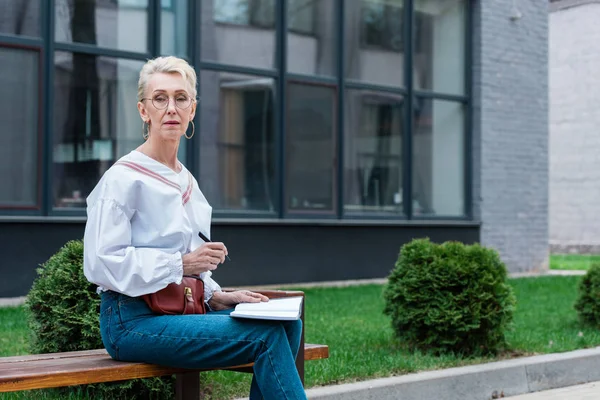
[182,242,228,275]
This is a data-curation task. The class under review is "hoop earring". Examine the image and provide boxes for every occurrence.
[185,121,195,139]
[142,121,149,140]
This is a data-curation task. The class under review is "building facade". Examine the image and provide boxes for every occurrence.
[0,0,548,297]
[549,0,600,254]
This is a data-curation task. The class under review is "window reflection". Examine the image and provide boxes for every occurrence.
[287,82,336,213]
[412,98,464,216]
[54,0,148,53]
[199,71,275,212]
[203,0,276,69]
[161,0,188,58]
[0,47,39,207]
[345,0,404,87]
[0,0,41,37]
[362,0,404,52]
[344,90,403,215]
[413,0,465,94]
[53,52,144,209]
[287,0,336,77]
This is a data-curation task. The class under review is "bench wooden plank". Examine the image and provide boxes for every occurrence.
[0,344,328,392]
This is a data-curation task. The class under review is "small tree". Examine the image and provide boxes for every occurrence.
[575,263,600,327]
[26,240,174,399]
[383,238,516,356]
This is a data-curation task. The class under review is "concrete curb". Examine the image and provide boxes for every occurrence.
[0,296,26,307]
[303,346,600,400]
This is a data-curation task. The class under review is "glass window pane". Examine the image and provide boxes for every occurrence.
[345,0,404,87]
[161,0,188,58]
[287,83,336,213]
[0,0,41,37]
[53,52,145,209]
[287,0,336,77]
[414,0,465,94]
[0,47,39,207]
[199,71,276,212]
[412,98,464,217]
[202,0,276,69]
[55,0,148,53]
[344,89,403,215]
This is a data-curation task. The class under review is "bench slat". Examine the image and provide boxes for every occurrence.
[0,349,108,364]
[0,344,328,392]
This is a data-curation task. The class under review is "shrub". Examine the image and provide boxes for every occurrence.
[574,263,600,327]
[383,238,516,356]
[25,239,174,399]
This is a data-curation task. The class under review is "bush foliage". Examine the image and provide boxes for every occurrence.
[25,240,174,399]
[575,263,600,327]
[383,238,516,356]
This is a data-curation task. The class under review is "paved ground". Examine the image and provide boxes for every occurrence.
[507,382,600,399]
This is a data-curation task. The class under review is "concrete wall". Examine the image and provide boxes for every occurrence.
[549,1,600,254]
[473,0,549,272]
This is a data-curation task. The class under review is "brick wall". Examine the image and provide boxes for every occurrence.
[472,0,549,272]
[549,2,600,254]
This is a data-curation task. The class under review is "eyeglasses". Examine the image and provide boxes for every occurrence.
[142,94,194,110]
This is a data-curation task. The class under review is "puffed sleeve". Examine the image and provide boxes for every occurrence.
[83,197,184,297]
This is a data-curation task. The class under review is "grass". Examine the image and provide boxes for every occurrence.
[2,276,600,399]
[550,254,600,271]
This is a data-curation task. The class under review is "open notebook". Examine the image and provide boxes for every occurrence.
[230,296,303,321]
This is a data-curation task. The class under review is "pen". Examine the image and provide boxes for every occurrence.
[198,231,231,261]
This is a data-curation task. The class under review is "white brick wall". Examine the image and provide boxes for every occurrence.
[550,3,600,254]
[473,0,549,272]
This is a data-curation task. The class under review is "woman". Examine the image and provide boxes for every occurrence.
[83,56,306,400]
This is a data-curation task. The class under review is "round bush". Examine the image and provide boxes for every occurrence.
[574,263,600,327]
[26,240,174,399]
[383,238,516,356]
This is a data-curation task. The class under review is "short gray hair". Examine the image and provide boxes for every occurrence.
[137,56,197,101]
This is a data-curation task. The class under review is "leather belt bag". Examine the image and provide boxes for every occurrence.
[141,275,206,315]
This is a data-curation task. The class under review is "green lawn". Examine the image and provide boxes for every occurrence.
[1,276,599,399]
[550,254,600,271]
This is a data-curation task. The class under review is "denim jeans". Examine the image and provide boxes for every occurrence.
[99,291,306,400]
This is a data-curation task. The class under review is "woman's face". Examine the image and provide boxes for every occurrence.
[138,72,196,141]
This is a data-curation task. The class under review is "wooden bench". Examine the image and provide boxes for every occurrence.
[0,290,329,399]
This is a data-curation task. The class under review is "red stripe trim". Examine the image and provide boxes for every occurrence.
[115,161,181,191]
[182,173,193,205]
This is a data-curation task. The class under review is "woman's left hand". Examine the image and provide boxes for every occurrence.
[208,290,269,311]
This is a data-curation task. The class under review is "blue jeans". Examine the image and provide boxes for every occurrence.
[99,291,306,400]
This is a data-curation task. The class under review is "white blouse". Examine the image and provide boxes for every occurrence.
[83,150,221,301]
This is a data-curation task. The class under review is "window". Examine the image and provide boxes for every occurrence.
[344,90,404,215]
[286,82,336,213]
[202,0,276,69]
[213,0,314,33]
[0,0,41,37]
[361,0,404,52]
[412,99,465,216]
[54,0,149,53]
[161,0,188,58]
[344,0,404,86]
[199,71,276,212]
[0,47,40,208]
[52,52,144,209]
[287,0,336,76]
[413,0,465,94]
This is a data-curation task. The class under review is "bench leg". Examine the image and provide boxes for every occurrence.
[176,371,201,400]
